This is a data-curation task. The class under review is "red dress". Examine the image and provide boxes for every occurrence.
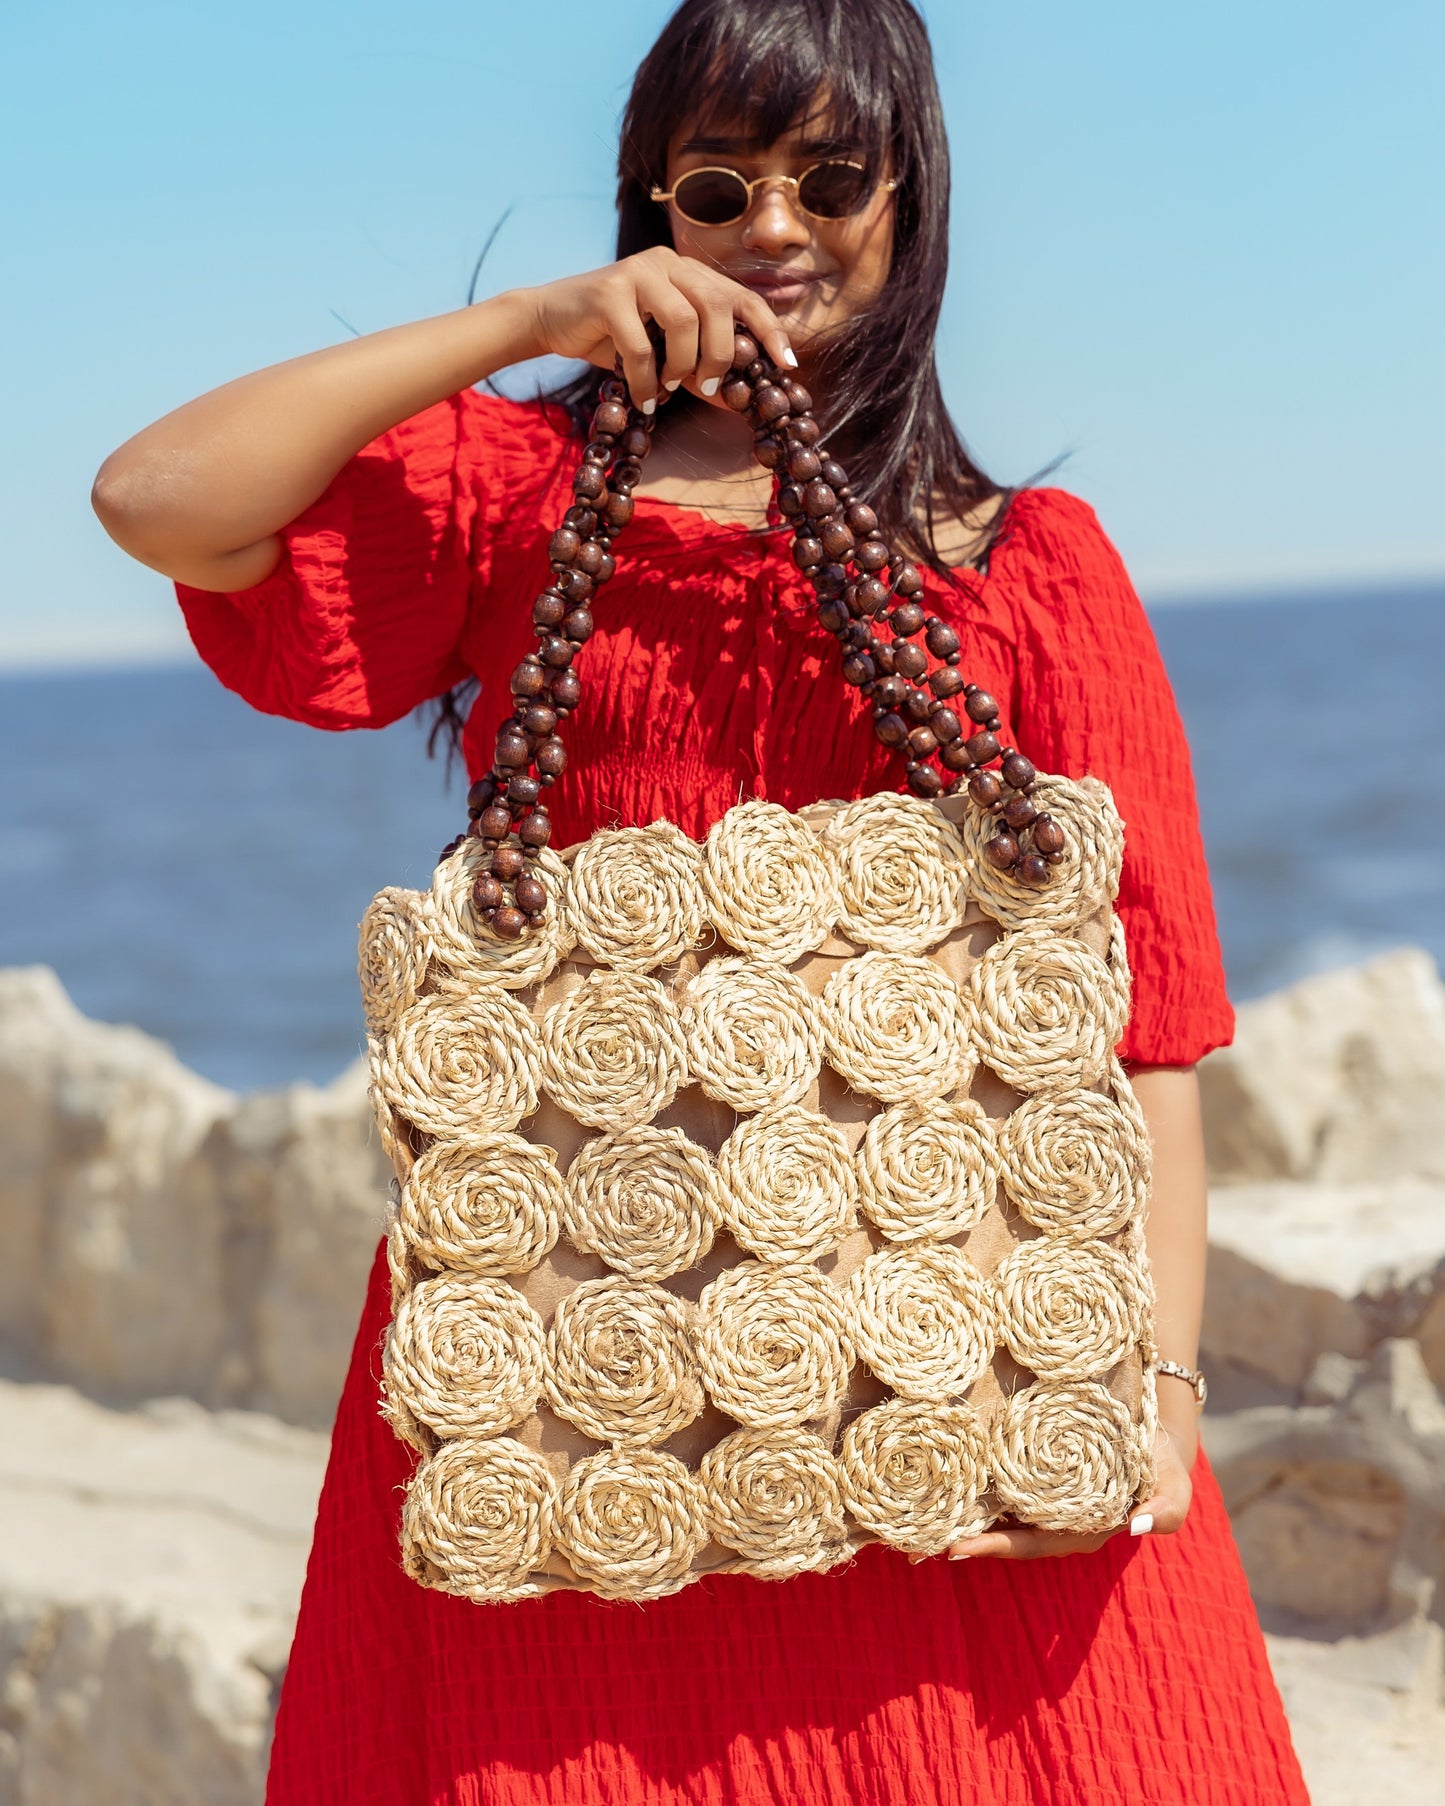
[178,391,1310,1806]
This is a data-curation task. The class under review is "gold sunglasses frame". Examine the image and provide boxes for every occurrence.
[649,159,898,227]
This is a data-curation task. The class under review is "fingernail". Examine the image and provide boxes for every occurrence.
[664,379,681,392]
[641,398,656,415]
[1129,1512,1154,1537]
[700,376,720,397]
[948,1551,973,1561]
[781,347,799,368]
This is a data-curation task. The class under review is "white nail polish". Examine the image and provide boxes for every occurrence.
[664,379,681,392]
[701,376,720,397]
[641,398,657,415]
[1129,1512,1154,1537]
[781,347,799,368]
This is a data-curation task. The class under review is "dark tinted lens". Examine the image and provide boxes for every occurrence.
[672,168,751,226]
[797,160,872,219]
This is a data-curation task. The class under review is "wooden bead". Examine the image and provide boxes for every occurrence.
[891,562,923,597]
[907,764,944,798]
[491,844,525,882]
[908,725,938,758]
[573,463,606,500]
[778,484,804,517]
[854,538,890,573]
[1016,854,1051,887]
[495,728,530,767]
[532,591,567,627]
[731,333,760,369]
[597,551,616,584]
[817,597,849,633]
[599,377,626,402]
[818,519,854,559]
[550,670,581,710]
[874,711,908,747]
[926,621,960,658]
[555,569,592,603]
[842,652,876,687]
[984,831,1020,872]
[571,540,603,577]
[507,774,541,808]
[479,803,513,840]
[787,445,822,482]
[721,376,753,411]
[562,607,594,643]
[874,674,908,709]
[892,642,928,680]
[902,687,933,722]
[754,384,790,422]
[846,502,878,535]
[612,459,643,489]
[592,399,630,437]
[802,479,837,518]
[788,415,821,446]
[929,706,962,743]
[603,493,634,531]
[518,811,553,849]
[964,730,1000,764]
[813,563,847,598]
[1032,814,1066,855]
[965,689,1000,724]
[782,378,813,414]
[467,776,496,815]
[492,906,527,941]
[536,737,568,777]
[928,666,966,700]
[472,873,504,913]
[540,635,574,669]
[792,536,824,570]
[890,600,925,636]
[854,575,889,613]
[564,504,595,532]
[820,458,847,489]
[521,704,557,737]
[1002,795,1037,830]
[514,874,548,915]
[549,527,581,565]
[620,424,650,459]
[1001,751,1037,790]
[939,740,972,772]
[968,770,1004,807]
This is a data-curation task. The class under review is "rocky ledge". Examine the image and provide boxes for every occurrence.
[3,949,1444,1802]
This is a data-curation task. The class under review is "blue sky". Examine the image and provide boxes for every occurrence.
[2,0,1441,666]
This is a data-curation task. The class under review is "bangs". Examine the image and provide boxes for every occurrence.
[621,0,898,185]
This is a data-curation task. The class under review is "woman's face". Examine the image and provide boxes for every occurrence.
[660,108,896,359]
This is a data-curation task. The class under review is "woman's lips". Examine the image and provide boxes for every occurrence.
[731,267,825,308]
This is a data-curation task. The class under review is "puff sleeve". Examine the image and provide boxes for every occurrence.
[999,489,1234,1066]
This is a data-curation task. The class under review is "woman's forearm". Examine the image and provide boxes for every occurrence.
[1126,1062,1209,1466]
[90,289,543,593]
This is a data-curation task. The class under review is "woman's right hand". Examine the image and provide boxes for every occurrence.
[519,248,796,411]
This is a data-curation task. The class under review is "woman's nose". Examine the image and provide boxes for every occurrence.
[739,182,812,257]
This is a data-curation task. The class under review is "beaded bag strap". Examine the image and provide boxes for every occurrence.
[452,329,1066,939]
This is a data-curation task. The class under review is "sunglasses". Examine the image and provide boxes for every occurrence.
[650,159,897,228]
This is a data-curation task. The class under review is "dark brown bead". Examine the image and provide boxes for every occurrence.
[892,642,928,680]
[788,415,821,446]
[940,739,972,772]
[521,703,557,737]
[592,399,630,437]
[871,641,895,674]
[845,502,879,536]
[968,770,1004,807]
[721,375,754,412]
[562,607,594,643]
[573,463,606,500]
[787,445,822,482]
[817,597,849,633]
[479,803,513,840]
[599,376,626,402]
[818,519,854,559]
[492,906,527,941]
[813,563,847,598]
[908,764,944,798]
[597,552,616,584]
[1032,814,1066,855]
[550,669,582,710]
[602,492,634,531]
[1016,854,1051,887]
[854,575,889,613]
[792,536,824,570]
[744,359,766,380]
[1002,795,1037,831]
[908,725,939,758]
[929,706,962,743]
[842,652,876,687]
[564,503,595,532]
[753,383,790,423]
[891,562,923,597]
[466,776,496,814]
[984,831,1020,871]
[495,727,529,768]
[518,811,553,849]
[536,737,567,777]
[854,538,890,574]
[472,872,504,913]
[964,730,1001,764]
[874,674,908,709]
[903,687,933,723]
[514,873,548,915]
[583,439,612,463]
[803,479,837,519]
[965,689,1000,724]
[556,568,593,603]
[731,333,760,369]
[874,711,908,747]
[926,621,960,658]
[612,458,643,489]
[571,540,603,578]
[928,666,966,700]
[782,378,813,414]
[540,635,574,669]
[820,458,847,489]
[548,526,581,565]
[777,483,804,517]
[508,773,541,807]
[621,424,651,459]
[840,620,871,650]
[1001,751,1037,790]
[890,600,926,637]
[753,435,783,470]
[491,843,525,882]
[532,590,567,627]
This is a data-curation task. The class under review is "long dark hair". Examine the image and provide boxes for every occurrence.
[430,0,1000,763]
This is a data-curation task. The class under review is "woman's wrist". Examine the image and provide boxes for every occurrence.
[1154,1369,1203,1471]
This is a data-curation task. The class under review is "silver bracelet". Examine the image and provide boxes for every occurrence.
[1153,1360,1207,1409]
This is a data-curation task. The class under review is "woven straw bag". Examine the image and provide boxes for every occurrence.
[359,353,1158,1605]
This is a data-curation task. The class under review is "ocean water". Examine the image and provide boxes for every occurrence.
[1,580,1440,1093]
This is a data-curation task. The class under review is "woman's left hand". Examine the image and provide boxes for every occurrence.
[937,1416,1196,1563]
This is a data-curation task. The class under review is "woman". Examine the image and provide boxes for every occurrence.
[93,1,1310,1800]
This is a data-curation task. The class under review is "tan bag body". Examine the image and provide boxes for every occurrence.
[361,778,1158,1604]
